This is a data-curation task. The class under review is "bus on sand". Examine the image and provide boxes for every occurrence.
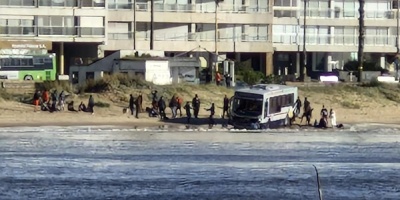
[229,84,298,130]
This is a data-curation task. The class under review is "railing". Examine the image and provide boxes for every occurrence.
[126,2,269,13]
[0,0,34,6]
[131,32,269,42]
[108,33,132,40]
[273,34,397,46]
[0,0,104,7]
[38,0,78,7]
[0,26,35,35]
[0,26,105,37]
[274,7,395,19]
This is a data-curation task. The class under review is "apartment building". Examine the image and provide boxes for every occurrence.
[0,0,273,76]
[273,0,399,78]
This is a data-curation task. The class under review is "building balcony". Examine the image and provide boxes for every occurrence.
[108,2,269,13]
[273,33,397,53]
[0,25,105,42]
[104,32,272,52]
[0,0,105,8]
[274,7,396,20]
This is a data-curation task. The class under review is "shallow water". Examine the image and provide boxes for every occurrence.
[0,125,399,199]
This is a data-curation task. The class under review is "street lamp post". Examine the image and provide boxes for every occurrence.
[301,0,308,82]
[357,0,365,82]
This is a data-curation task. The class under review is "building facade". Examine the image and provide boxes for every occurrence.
[1,0,397,79]
[273,0,399,78]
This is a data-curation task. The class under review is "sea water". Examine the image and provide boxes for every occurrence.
[0,124,398,199]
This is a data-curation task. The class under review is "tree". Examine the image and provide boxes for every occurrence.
[358,0,365,82]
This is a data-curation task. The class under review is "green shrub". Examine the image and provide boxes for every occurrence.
[35,80,73,92]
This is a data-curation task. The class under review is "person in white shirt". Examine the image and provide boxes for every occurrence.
[329,108,337,128]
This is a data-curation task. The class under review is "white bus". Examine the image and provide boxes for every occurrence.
[229,84,298,129]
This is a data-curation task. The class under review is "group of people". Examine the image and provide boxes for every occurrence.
[215,72,232,88]
[126,90,231,127]
[295,96,339,128]
[33,89,95,114]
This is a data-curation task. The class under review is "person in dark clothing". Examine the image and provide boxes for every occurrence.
[295,96,302,117]
[33,90,40,112]
[51,90,58,112]
[192,94,201,118]
[158,96,166,119]
[303,97,310,113]
[222,95,229,119]
[129,94,135,116]
[169,95,178,119]
[137,92,143,113]
[225,74,231,88]
[205,103,216,127]
[320,105,328,126]
[88,95,95,114]
[134,96,140,119]
[184,101,192,124]
[151,90,158,108]
[78,101,87,112]
[67,101,78,112]
[176,96,183,117]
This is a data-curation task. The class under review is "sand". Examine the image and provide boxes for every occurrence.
[0,94,399,128]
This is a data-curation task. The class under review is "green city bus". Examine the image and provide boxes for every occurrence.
[0,53,57,81]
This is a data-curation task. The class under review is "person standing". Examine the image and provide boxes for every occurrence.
[205,103,216,127]
[169,95,178,119]
[176,96,183,117]
[192,94,201,118]
[51,90,58,111]
[129,94,135,116]
[137,92,143,113]
[59,91,66,111]
[88,95,95,115]
[295,96,302,117]
[216,71,222,86]
[320,105,328,125]
[158,96,166,120]
[134,96,140,119]
[303,97,310,113]
[329,108,337,128]
[33,90,40,112]
[225,74,231,88]
[222,95,229,119]
[184,101,192,124]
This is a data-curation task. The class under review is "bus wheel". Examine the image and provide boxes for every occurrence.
[24,75,33,81]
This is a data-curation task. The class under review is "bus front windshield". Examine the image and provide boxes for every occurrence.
[232,98,263,117]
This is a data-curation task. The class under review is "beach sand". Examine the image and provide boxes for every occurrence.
[0,95,398,128]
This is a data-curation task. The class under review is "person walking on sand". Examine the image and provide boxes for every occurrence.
[205,103,216,127]
[158,96,166,120]
[129,94,135,116]
[329,108,337,128]
[184,101,192,124]
[320,105,328,125]
[51,90,58,112]
[303,97,310,114]
[33,90,40,112]
[222,95,229,119]
[192,94,201,119]
[88,95,95,115]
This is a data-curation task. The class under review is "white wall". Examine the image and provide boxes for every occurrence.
[145,60,171,85]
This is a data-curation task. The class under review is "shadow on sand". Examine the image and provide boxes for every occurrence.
[160,116,230,129]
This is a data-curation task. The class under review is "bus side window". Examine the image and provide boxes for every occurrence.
[28,59,33,66]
